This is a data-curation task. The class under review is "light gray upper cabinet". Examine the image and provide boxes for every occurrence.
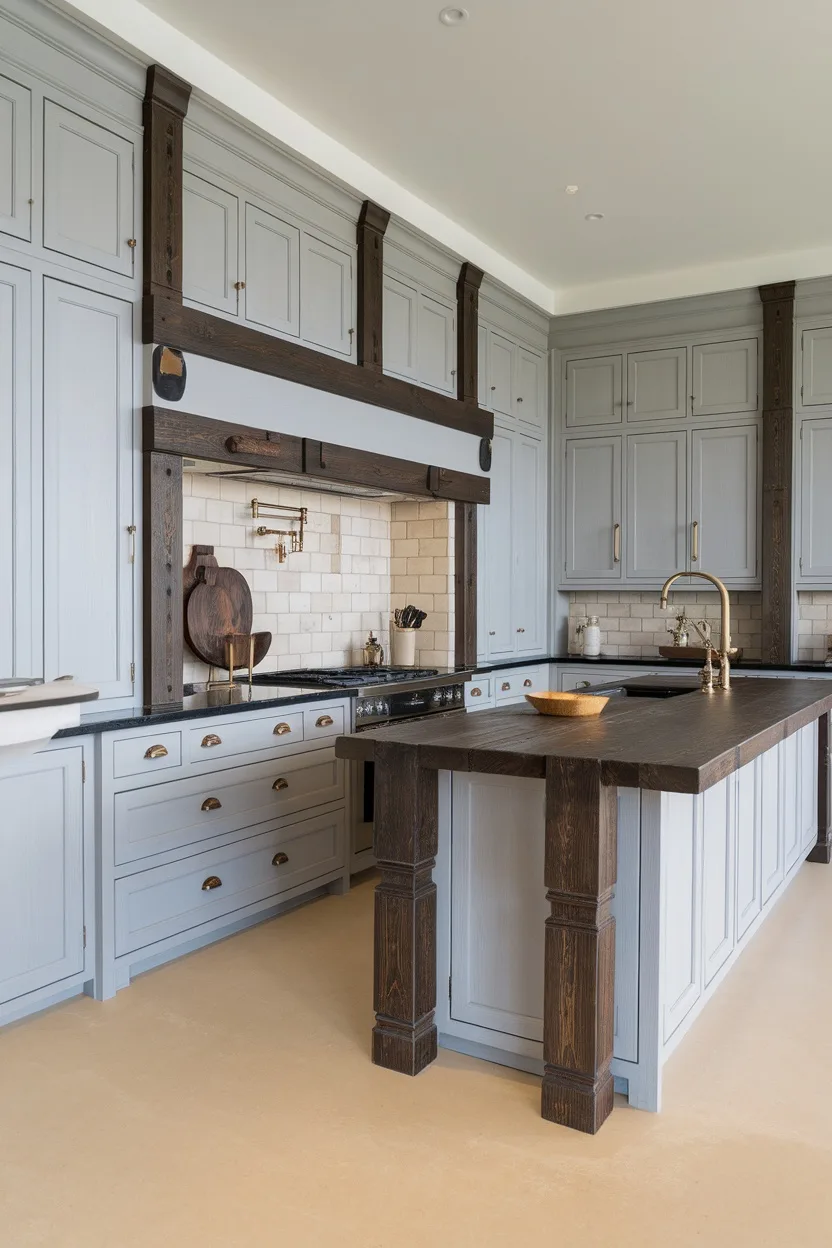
[43,279,134,699]
[383,273,418,379]
[479,430,513,658]
[515,346,546,431]
[799,417,832,581]
[627,346,687,422]
[480,328,546,427]
[0,73,32,242]
[0,746,85,1007]
[300,232,354,357]
[691,339,757,417]
[417,291,455,393]
[564,435,622,581]
[801,327,832,406]
[383,275,454,392]
[690,424,758,582]
[564,354,623,427]
[488,330,515,418]
[182,170,239,315]
[243,202,299,337]
[43,100,135,277]
[626,431,687,580]
[0,262,38,680]
[477,321,488,408]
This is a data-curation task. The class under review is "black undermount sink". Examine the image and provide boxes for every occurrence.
[587,680,697,700]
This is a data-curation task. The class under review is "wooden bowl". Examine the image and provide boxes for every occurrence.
[525,691,608,718]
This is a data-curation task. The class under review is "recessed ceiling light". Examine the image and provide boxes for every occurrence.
[585,213,605,221]
[565,185,579,195]
[439,7,469,25]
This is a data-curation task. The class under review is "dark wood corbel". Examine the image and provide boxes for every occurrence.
[356,200,391,372]
[456,261,484,403]
[143,64,192,302]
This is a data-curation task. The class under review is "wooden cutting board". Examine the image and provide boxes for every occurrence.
[185,565,259,668]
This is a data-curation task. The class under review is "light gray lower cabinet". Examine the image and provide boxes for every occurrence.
[800,417,832,582]
[183,169,240,315]
[564,434,622,582]
[801,327,832,407]
[0,261,39,680]
[0,71,32,242]
[690,423,758,582]
[43,278,135,699]
[0,744,87,1013]
[626,430,687,580]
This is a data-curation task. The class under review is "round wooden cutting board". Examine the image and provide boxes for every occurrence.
[185,565,267,668]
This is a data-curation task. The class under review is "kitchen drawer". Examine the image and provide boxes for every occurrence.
[115,806,346,956]
[465,677,493,709]
[112,731,182,779]
[303,703,346,742]
[114,750,344,866]
[495,667,547,702]
[184,710,304,764]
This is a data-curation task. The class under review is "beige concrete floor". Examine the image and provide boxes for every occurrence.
[1,868,832,1248]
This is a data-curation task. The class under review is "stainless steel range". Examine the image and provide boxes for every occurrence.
[251,666,469,870]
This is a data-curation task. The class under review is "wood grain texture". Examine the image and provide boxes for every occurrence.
[143,452,183,709]
[356,200,390,373]
[456,261,484,403]
[142,65,191,301]
[372,742,439,1077]
[144,295,494,440]
[759,282,795,665]
[808,712,832,864]
[454,502,478,666]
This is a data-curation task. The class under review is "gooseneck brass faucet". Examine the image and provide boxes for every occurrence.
[660,570,732,691]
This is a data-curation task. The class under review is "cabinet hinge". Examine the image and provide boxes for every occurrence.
[801,385,804,400]
[81,759,86,783]
[130,661,136,684]
[800,556,804,573]
[83,925,87,948]
[800,424,804,439]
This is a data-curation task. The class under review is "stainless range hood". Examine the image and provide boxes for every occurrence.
[182,458,418,501]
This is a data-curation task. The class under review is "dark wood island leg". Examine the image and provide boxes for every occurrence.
[372,742,439,1076]
[542,757,617,1134]
[809,712,832,864]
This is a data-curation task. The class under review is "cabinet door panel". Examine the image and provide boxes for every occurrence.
[800,418,832,580]
[300,233,353,356]
[0,73,32,241]
[735,759,761,941]
[692,339,757,417]
[418,292,455,393]
[43,101,134,276]
[477,321,488,408]
[626,430,687,581]
[800,722,818,852]
[244,203,299,336]
[183,171,239,315]
[690,424,758,581]
[782,731,801,873]
[702,778,735,985]
[512,434,546,654]
[801,328,832,406]
[565,354,623,427]
[662,791,701,1042]
[761,744,783,902]
[565,436,622,581]
[627,347,687,422]
[43,280,134,699]
[0,748,84,1004]
[515,347,545,430]
[612,788,641,1063]
[0,263,38,679]
[488,331,514,417]
[383,273,418,379]
[479,430,513,657]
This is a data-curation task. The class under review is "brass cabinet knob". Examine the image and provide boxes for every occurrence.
[201,875,222,891]
[470,687,481,697]
[523,679,532,687]
[272,777,289,791]
[234,280,246,290]
[201,734,222,748]
[490,385,496,390]
[272,852,289,867]
[273,723,292,736]
[579,681,591,689]
[315,715,334,728]
[201,797,222,811]
[501,681,511,691]
[517,396,523,403]
[144,744,168,759]
[127,238,137,248]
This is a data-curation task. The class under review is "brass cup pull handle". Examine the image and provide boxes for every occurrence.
[272,777,289,792]
[613,522,621,563]
[691,519,700,562]
[144,744,168,759]
[501,681,511,691]
[272,852,289,867]
[315,714,334,728]
[470,687,482,697]
[201,797,222,812]
[273,723,292,736]
[201,875,222,891]
[201,734,222,748]
[523,679,532,687]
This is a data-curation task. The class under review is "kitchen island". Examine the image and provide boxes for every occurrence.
[335,677,832,1134]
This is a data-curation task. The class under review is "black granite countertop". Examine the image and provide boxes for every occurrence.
[472,654,832,674]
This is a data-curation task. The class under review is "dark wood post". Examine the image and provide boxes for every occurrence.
[809,713,832,864]
[456,261,484,403]
[759,281,795,665]
[143,65,192,302]
[454,502,478,667]
[356,200,391,372]
[542,757,616,1134]
[372,742,438,1076]
[143,451,183,710]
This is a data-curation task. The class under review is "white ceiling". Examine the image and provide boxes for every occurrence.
[67,0,832,313]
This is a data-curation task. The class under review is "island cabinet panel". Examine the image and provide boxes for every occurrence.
[0,746,85,1007]
[42,279,135,700]
[661,791,702,1042]
[626,430,687,580]
[0,72,32,242]
[760,743,784,902]
[799,418,832,582]
[735,758,762,941]
[564,435,622,582]
[701,778,735,986]
[182,170,239,315]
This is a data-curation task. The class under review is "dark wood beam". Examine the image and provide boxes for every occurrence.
[143,295,493,440]
[759,281,796,665]
[454,502,478,665]
[142,65,191,301]
[356,200,390,372]
[143,451,184,709]
[456,261,484,403]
